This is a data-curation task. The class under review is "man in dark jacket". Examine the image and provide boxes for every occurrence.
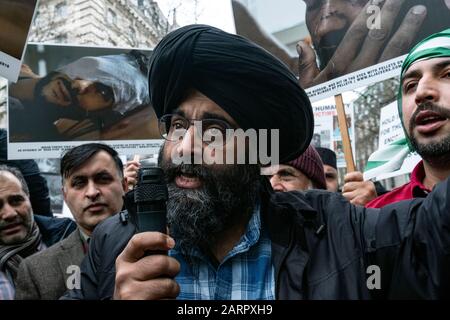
[65,25,450,300]
[0,165,75,299]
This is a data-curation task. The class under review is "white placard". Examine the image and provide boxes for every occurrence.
[312,103,355,168]
[378,101,406,149]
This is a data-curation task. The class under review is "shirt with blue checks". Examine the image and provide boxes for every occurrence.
[169,201,275,300]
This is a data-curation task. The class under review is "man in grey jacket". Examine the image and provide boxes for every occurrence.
[15,143,127,299]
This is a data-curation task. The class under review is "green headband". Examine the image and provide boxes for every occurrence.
[397,28,450,150]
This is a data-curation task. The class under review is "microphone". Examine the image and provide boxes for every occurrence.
[134,166,168,235]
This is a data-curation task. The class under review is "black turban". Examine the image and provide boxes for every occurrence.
[148,24,313,163]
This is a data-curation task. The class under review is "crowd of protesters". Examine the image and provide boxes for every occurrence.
[1,23,450,300]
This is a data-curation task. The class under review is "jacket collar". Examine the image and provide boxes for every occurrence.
[35,215,77,247]
[260,179,325,299]
[59,228,84,251]
[260,179,320,241]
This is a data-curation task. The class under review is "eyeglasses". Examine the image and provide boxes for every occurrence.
[159,114,235,145]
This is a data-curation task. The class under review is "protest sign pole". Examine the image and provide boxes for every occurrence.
[334,94,356,172]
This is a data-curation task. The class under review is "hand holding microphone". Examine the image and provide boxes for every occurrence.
[114,165,180,300]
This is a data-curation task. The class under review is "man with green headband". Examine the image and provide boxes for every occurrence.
[365,28,450,208]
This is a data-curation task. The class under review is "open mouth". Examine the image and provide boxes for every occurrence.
[0,223,22,235]
[175,172,203,189]
[414,111,448,134]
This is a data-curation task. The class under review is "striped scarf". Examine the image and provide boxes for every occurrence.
[0,222,42,281]
[364,29,450,179]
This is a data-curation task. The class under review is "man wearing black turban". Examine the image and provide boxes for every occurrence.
[149,24,314,163]
[65,25,450,300]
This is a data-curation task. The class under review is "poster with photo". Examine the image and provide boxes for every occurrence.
[232,0,450,102]
[7,43,163,159]
[0,0,39,82]
[312,103,355,168]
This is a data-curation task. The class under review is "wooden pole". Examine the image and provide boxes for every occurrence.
[334,94,356,172]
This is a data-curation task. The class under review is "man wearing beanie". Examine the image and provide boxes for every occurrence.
[316,147,339,192]
[268,145,326,191]
[66,26,450,300]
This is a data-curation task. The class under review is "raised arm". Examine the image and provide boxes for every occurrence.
[362,177,450,299]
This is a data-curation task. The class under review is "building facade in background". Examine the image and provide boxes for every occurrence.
[2,0,174,131]
[29,0,174,48]
[1,0,175,214]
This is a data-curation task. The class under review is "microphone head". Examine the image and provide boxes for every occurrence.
[134,166,168,203]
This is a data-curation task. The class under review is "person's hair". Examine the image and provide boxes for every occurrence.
[127,50,149,76]
[60,143,123,182]
[0,165,30,196]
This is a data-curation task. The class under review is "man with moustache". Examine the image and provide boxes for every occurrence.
[14,143,127,299]
[362,28,450,208]
[341,28,450,207]
[8,50,150,142]
[64,25,450,300]
[0,165,75,300]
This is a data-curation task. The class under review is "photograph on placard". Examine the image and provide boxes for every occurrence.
[312,102,355,168]
[7,43,162,159]
[232,0,450,101]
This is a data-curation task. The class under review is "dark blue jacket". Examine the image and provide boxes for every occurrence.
[35,215,77,247]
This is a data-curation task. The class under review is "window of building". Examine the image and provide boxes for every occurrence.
[107,9,117,25]
[55,33,68,43]
[55,2,68,18]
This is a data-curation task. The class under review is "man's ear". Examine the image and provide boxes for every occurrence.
[62,185,67,202]
[122,178,128,192]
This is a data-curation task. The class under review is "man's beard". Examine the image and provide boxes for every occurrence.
[34,72,87,120]
[159,149,262,256]
[408,102,450,167]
